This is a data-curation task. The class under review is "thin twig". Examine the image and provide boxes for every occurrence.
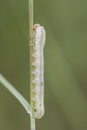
[28,0,36,130]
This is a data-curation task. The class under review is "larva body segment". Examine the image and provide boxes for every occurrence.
[32,24,46,119]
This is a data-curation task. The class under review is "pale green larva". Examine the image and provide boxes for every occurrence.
[32,24,46,119]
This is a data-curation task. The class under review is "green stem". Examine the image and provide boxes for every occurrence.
[0,74,31,114]
[28,0,35,130]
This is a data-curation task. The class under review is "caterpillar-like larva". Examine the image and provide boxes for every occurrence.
[32,24,46,119]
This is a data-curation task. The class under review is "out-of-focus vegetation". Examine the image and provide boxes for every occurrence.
[0,0,87,130]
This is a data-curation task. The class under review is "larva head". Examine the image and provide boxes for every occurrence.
[34,107,44,119]
[33,24,41,31]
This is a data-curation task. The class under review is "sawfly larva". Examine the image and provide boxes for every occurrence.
[32,24,46,119]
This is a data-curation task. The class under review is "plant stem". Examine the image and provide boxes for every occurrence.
[0,74,31,114]
[28,0,35,130]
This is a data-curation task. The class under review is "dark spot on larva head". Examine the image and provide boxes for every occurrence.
[33,24,40,31]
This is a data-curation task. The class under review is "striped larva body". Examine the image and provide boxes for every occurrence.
[32,24,46,119]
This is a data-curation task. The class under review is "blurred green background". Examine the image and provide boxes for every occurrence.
[0,0,87,130]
